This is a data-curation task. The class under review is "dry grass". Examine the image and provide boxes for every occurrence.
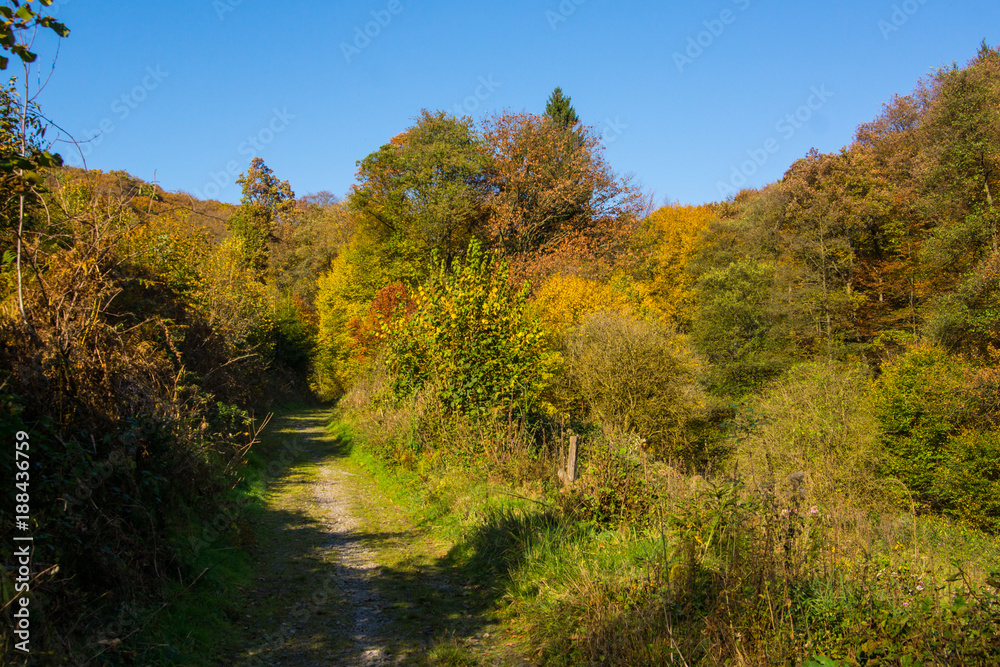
[339,357,1000,665]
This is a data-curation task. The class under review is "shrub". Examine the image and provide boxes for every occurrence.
[558,424,653,527]
[738,361,884,505]
[934,429,1000,532]
[385,239,558,415]
[565,310,712,466]
[0,174,274,657]
[870,344,1000,532]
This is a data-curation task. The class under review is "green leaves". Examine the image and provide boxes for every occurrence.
[348,110,488,271]
[869,344,1000,532]
[1,0,71,70]
[0,148,62,172]
[384,239,555,415]
[227,158,294,277]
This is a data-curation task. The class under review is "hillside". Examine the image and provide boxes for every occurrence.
[2,10,1000,664]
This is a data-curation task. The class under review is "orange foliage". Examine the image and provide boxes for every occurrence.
[481,112,644,285]
[348,282,415,362]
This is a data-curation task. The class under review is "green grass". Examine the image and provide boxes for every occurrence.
[118,404,1000,665]
[117,404,325,665]
[335,403,1000,665]
[330,418,540,662]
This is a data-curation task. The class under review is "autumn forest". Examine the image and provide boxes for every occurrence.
[2,3,1000,665]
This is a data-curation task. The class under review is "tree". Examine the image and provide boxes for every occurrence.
[779,150,862,359]
[312,109,489,400]
[636,204,717,327]
[544,86,580,130]
[530,272,632,337]
[348,110,489,272]
[227,157,294,277]
[384,239,556,415]
[1,1,68,329]
[690,259,781,393]
[0,0,68,71]
[269,193,354,304]
[482,111,643,283]
[845,93,928,340]
[918,48,1000,254]
[905,47,1000,358]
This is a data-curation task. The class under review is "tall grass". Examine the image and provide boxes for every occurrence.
[340,359,1000,665]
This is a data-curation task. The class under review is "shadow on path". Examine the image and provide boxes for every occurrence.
[221,408,534,666]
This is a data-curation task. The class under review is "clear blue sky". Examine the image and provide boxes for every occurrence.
[14,0,1000,206]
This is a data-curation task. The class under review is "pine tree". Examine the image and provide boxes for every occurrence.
[545,87,580,129]
[976,38,995,62]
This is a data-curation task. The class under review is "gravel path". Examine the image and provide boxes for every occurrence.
[315,465,390,666]
[232,411,404,666]
[224,408,528,666]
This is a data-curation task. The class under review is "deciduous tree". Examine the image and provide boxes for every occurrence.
[227,157,294,277]
[348,110,489,272]
[482,111,643,283]
[636,204,717,326]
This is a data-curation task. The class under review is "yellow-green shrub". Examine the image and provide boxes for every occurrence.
[565,310,711,465]
[385,239,558,415]
[738,361,883,504]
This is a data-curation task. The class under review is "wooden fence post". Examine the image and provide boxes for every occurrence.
[567,435,579,483]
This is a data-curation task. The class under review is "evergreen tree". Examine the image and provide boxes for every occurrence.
[545,87,580,129]
[976,38,995,62]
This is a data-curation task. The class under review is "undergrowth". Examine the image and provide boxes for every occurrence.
[338,364,1000,666]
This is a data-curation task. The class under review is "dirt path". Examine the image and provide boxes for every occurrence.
[221,408,523,666]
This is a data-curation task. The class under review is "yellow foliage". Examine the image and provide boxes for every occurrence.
[313,245,370,399]
[195,237,274,349]
[640,204,717,326]
[530,272,632,336]
[313,230,411,398]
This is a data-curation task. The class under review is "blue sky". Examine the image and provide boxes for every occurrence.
[13,0,1000,206]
